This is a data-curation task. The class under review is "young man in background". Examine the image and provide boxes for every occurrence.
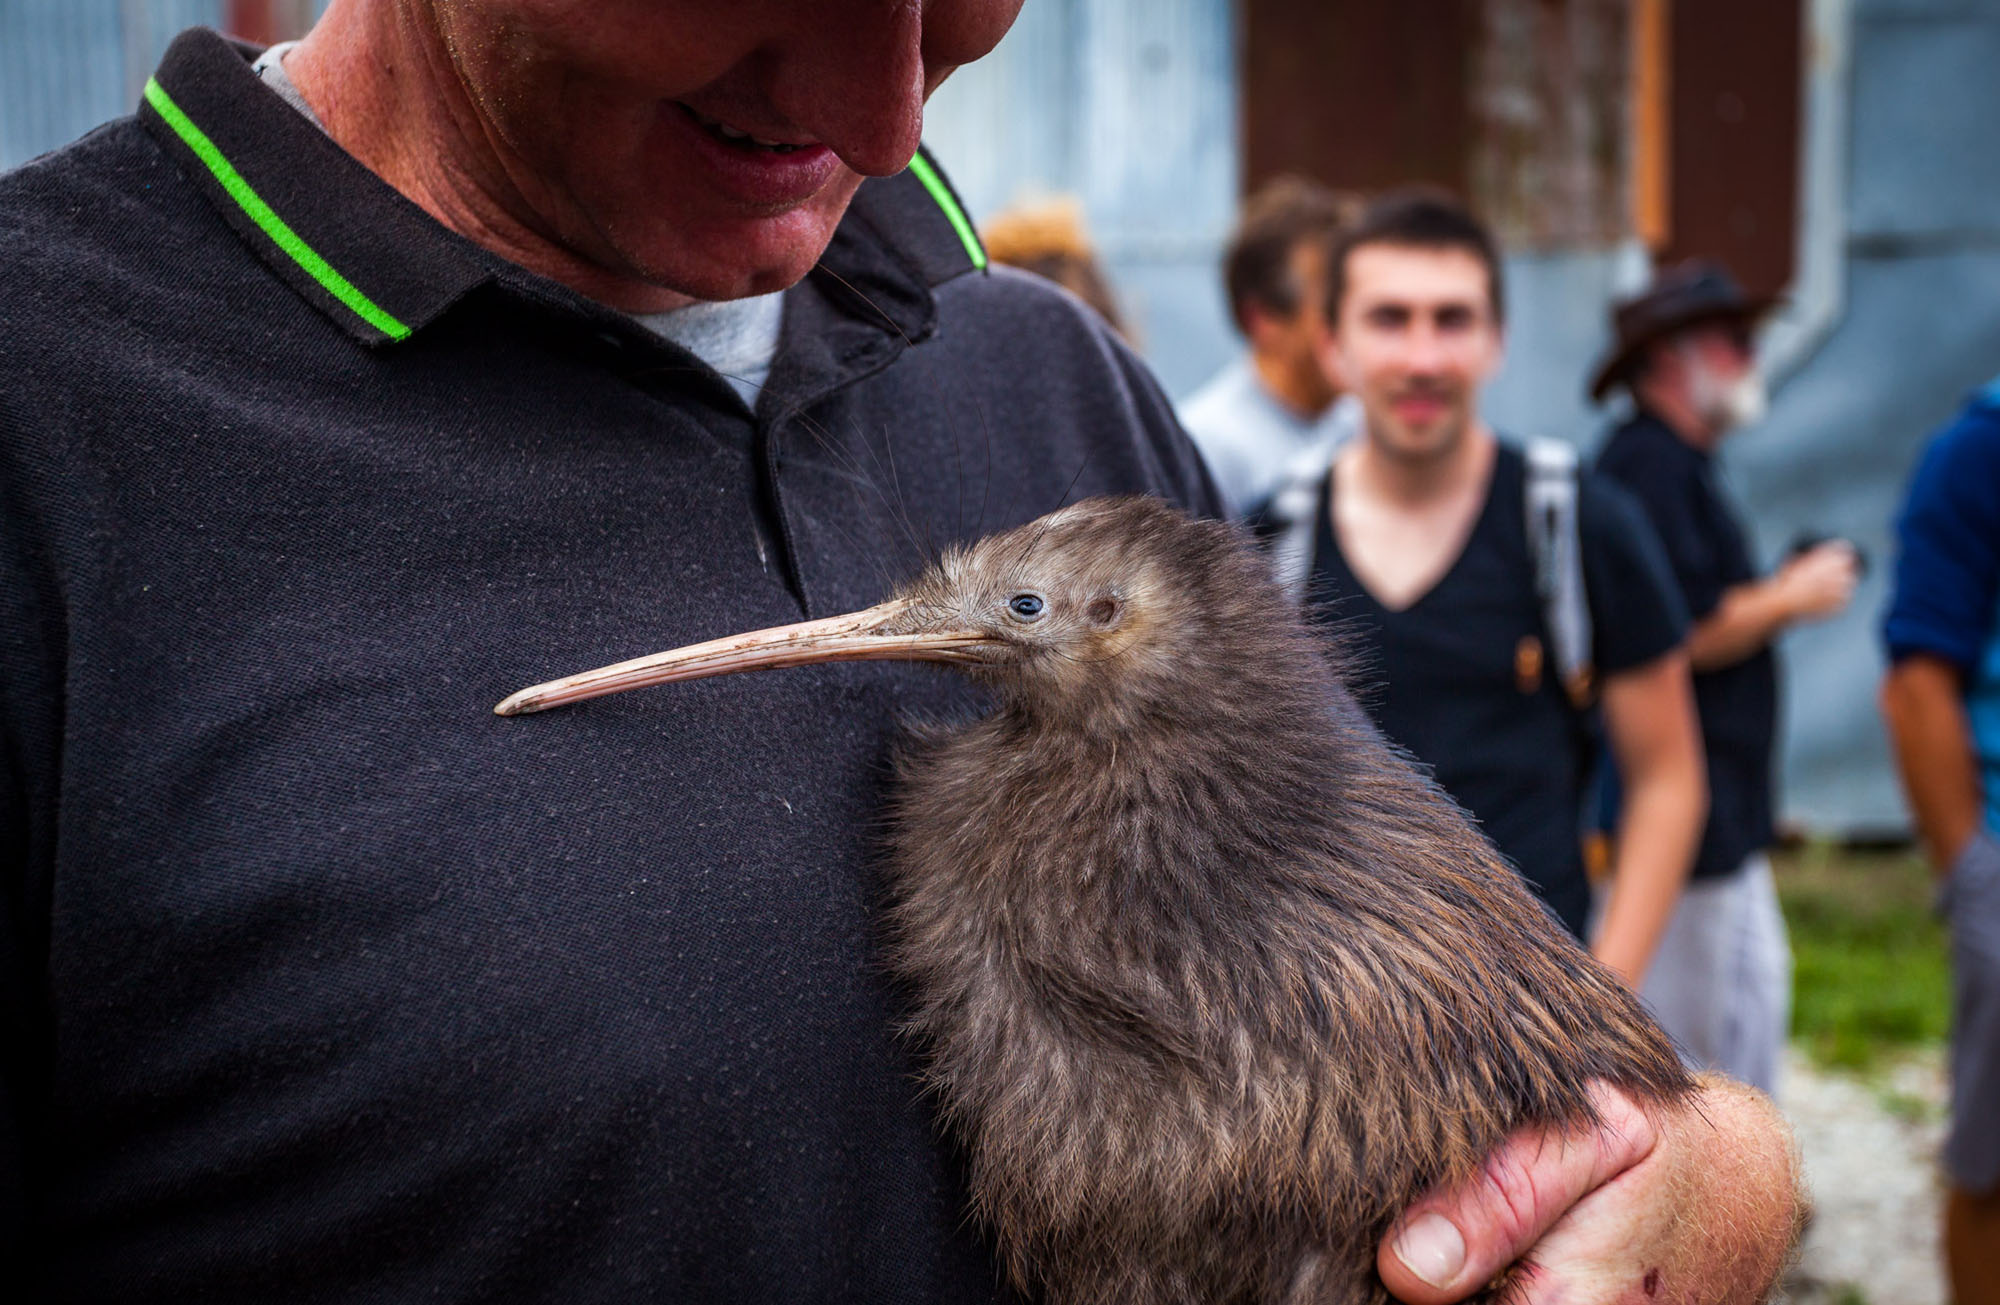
[1180,176,1360,515]
[1292,192,1706,987]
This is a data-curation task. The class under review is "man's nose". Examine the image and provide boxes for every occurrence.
[1400,322,1451,374]
[780,5,928,178]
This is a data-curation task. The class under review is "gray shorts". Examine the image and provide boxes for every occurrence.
[1632,853,1791,1097]
[1942,830,2000,1194]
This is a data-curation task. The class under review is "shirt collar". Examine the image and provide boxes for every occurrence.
[1626,406,1711,462]
[138,27,984,352]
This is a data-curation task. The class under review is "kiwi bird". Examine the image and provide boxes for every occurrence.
[496,495,1692,1305]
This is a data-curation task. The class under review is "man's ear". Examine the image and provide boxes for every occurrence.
[1310,318,1349,391]
[1242,301,1284,352]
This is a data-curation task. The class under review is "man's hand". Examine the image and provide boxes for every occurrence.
[1690,543,1858,671]
[1774,542,1860,622]
[1378,1077,1803,1303]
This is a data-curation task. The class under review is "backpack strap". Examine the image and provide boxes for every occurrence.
[1523,437,1596,709]
[1264,459,1328,601]
[1253,400,1361,600]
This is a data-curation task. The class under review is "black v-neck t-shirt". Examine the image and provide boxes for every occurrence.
[1307,443,1687,934]
[1596,412,1779,879]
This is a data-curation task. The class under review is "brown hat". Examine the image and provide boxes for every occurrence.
[1587,260,1779,402]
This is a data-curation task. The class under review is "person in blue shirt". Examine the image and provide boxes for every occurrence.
[1882,378,2000,1305]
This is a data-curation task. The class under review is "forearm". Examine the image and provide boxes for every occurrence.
[1687,579,1792,672]
[1595,757,1704,986]
[1592,655,1706,986]
[1880,656,1983,873]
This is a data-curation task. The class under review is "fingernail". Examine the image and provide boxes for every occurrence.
[1392,1212,1467,1287]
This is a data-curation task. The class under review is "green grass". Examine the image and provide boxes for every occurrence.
[1874,1085,1942,1126]
[1775,842,1951,1073]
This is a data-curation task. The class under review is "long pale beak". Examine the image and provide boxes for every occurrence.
[494,598,991,716]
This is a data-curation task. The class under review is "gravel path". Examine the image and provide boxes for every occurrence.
[1781,1047,1949,1305]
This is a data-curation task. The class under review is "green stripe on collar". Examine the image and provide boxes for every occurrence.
[905,151,986,273]
[143,76,412,342]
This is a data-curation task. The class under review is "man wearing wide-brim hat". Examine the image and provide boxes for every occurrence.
[1593,260,1861,1097]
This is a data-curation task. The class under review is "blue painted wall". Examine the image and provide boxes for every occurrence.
[1415,1,2000,836]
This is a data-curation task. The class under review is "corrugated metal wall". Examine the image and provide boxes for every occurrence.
[0,1,222,169]
[920,0,1242,394]
[1495,0,2000,837]
[0,1,336,170]
[1732,0,2000,834]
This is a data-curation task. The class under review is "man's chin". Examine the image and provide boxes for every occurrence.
[612,196,854,303]
[1375,422,1465,464]
[636,253,817,303]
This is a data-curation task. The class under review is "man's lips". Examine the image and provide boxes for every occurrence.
[676,102,817,152]
[1391,393,1452,419]
[664,100,842,208]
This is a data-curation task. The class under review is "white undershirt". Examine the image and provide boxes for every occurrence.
[629,296,783,411]
[252,42,783,411]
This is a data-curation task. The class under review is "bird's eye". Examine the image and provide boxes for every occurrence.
[1007,593,1046,621]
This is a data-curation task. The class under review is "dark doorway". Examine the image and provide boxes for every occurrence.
[1239,0,1804,295]
[1240,1,1473,201]
[1658,0,1803,298]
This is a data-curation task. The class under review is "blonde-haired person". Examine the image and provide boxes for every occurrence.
[981,195,1132,341]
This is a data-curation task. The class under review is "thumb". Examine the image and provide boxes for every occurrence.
[1376,1082,1658,1304]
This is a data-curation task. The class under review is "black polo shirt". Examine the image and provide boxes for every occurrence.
[0,29,1221,1302]
[1596,411,1778,879]
[1307,443,1687,935]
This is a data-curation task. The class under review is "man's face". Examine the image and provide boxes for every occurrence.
[1246,238,1334,405]
[1321,243,1503,463]
[1667,323,1764,435]
[421,0,1024,301]
[1273,239,1327,357]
